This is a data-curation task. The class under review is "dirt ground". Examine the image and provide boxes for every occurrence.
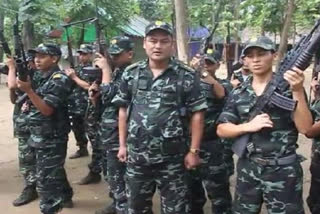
[0,66,314,214]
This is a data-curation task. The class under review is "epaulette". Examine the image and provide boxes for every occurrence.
[175,59,195,73]
[125,60,147,72]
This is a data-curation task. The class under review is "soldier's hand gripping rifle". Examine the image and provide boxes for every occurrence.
[232,19,320,158]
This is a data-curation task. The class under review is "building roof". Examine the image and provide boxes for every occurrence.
[120,15,150,37]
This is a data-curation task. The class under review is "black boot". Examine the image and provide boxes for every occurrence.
[95,202,116,214]
[69,147,89,159]
[12,186,38,206]
[78,171,101,185]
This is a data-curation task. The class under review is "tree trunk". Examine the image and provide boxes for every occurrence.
[174,0,189,63]
[277,0,295,66]
[22,20,34,50]
[0,12,4,62]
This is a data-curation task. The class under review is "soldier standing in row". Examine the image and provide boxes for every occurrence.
[7,54,38,206]
[66,44,102,184]
[93,36,134,214]
[17,44,73,214]
[189,49,232,214]
[113,21,207,214]
[217,36,312,213]
[306,78,320,213]
[67,44,93,160]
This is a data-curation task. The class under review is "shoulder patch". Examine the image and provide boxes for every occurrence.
[52,73,62,79]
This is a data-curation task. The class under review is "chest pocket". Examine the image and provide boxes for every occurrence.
[134,79,149,105]
[161,85,177,106]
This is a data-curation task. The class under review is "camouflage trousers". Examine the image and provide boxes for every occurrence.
[188,140,232,214]
[126,159,189,214]
[234,158,304,214]
[102,149,127,213]
[17,134,37,187]
[307,152,320,213]
[69,114,88,148]
[221,139,234,177]
[35,139,73,214]
[85,108,102,174]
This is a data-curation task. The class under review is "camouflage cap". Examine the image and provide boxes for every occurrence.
[204,48,221,64]
[77,44,94,54]
[242,36,276,55]
[29,43,62,56]
[108,36,134,55]
[145,21,173,36]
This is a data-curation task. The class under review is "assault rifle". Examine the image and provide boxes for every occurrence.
[13,15,29,82]
[232,19,320,158]
[225,22,233,80]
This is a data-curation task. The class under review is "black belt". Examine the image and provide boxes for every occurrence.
[250,154,297,166]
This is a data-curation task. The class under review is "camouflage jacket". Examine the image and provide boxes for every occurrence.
[25,65,72,148]
[200,77,232,141]
[310,99,320,159]
[218,75,299,158]
[98,65,128,150]
[68,64,92,115]
[112,59,207,164]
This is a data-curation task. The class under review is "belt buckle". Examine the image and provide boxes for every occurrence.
[254,157,269,166]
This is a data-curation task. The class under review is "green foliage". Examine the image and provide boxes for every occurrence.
[1,0,135,47]
[136,0,173,22]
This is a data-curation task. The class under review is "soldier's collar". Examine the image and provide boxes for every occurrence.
[40,65,60,78]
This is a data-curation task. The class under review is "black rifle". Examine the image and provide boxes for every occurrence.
[232,19,320,158]
[13,15,29,82]
[225,22,234,80]
[195,25,216,76]
[64,26,75,68]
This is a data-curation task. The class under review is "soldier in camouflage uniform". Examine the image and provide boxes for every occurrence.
[67,44,93,160]
[189,49,232,214]
[230,58,251,88]
[112,21,207,214]
[66,44,102,184]
[6,54,38,206]
[217,36,312,214]
[306,79,320,213]
[93,36,134,214]
[17,44,73,214]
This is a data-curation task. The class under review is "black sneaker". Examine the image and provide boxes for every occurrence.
[78,171,101,185]
[12,186,38,206]
[95,203,116,214]
[69,147,89,159]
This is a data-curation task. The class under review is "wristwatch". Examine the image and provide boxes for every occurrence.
[201,71,208,78]
[189,148,200,155]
